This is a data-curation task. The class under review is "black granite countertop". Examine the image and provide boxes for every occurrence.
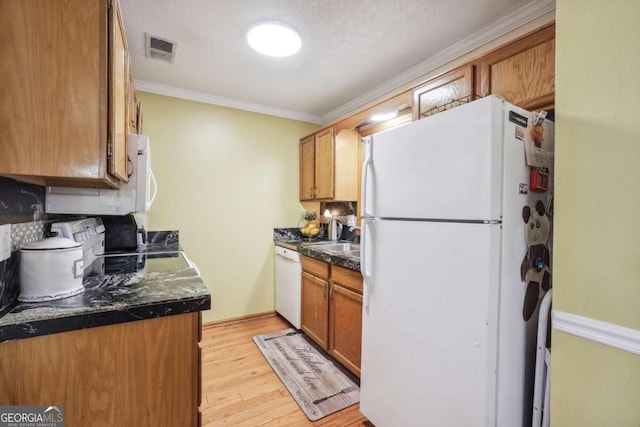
[0,252,210,342]
[273,229,361,272]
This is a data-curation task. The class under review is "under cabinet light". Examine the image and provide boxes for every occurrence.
[370,111,399,122]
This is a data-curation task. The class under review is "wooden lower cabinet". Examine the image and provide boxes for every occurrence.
[329,281,363,376]
[0,312,201,427]
[301,256,363,377]
[301,271,330,348]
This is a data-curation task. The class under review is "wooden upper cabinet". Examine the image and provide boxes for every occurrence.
[479,24,555,110]
[299,135,315,200]
[127,56,138,134]
[0,0,131,188]
[299,127,359,201]
[333,129,359,201]
[408,24,555,121]
[489,39,555,109]
[109,0,129,182]
[412,65,475,120]
[314,128,335,199]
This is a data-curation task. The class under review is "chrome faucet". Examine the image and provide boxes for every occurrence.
[348,226,361,244]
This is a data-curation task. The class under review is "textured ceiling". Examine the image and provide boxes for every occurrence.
[120,0,550,123]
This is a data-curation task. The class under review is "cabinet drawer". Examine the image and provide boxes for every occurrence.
[332,265,363,294]
[302,255,330,280]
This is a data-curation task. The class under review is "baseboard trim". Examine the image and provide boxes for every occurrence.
[202,311,277,330]
[552,310,640,355]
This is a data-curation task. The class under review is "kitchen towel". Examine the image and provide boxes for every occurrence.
[253,329,359,421]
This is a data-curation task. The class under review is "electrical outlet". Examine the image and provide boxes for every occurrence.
[0,224,11,262]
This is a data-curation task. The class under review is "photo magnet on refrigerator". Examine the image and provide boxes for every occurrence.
[521,200,552,321]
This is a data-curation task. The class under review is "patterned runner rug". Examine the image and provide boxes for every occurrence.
[253,328,360,421]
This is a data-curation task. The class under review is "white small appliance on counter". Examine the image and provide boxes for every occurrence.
[45,134,157,215]
[19,237,85,302]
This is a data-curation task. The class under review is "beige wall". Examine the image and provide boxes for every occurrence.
[552,1,640,425]
[137,92,318,323]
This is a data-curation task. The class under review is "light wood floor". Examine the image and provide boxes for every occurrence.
[200,314,372,426]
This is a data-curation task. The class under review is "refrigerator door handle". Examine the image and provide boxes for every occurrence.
[361,137,372,218]
[361,218,373,308]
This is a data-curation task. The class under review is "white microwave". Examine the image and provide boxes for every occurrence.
[45,134,157,215]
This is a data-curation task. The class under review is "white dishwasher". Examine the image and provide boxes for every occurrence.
[275,245,302,329]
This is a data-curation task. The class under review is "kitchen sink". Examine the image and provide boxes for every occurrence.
[303,241,360,259]
[309,242,358,251]
[344,249,360,258]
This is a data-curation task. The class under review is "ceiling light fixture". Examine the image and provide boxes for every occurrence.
[246,21,302,57]
[370,111,399,122]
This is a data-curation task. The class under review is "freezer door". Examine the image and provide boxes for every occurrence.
[360,219,502,427]
[362,96,504,221]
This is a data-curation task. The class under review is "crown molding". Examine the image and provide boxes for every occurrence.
[552,310,640,356]
[134,80,324,124]
[321,0,556,124]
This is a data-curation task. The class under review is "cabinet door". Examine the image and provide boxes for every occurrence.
[108,0,129,182]
[333,128,360,201]
[299,135,315,200]
[478,24,555,110]
[0,0,111,185]
[489,39,555,110]
[301,272,329,349]
[314,127,335,199]
[0,313,200,426]
[329,283,363,377]
[127,54,137,134]
[412,65,474,120]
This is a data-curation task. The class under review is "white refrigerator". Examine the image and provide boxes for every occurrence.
[359,95,553,427]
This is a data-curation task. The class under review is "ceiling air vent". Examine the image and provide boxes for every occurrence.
[145,33,177,63]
